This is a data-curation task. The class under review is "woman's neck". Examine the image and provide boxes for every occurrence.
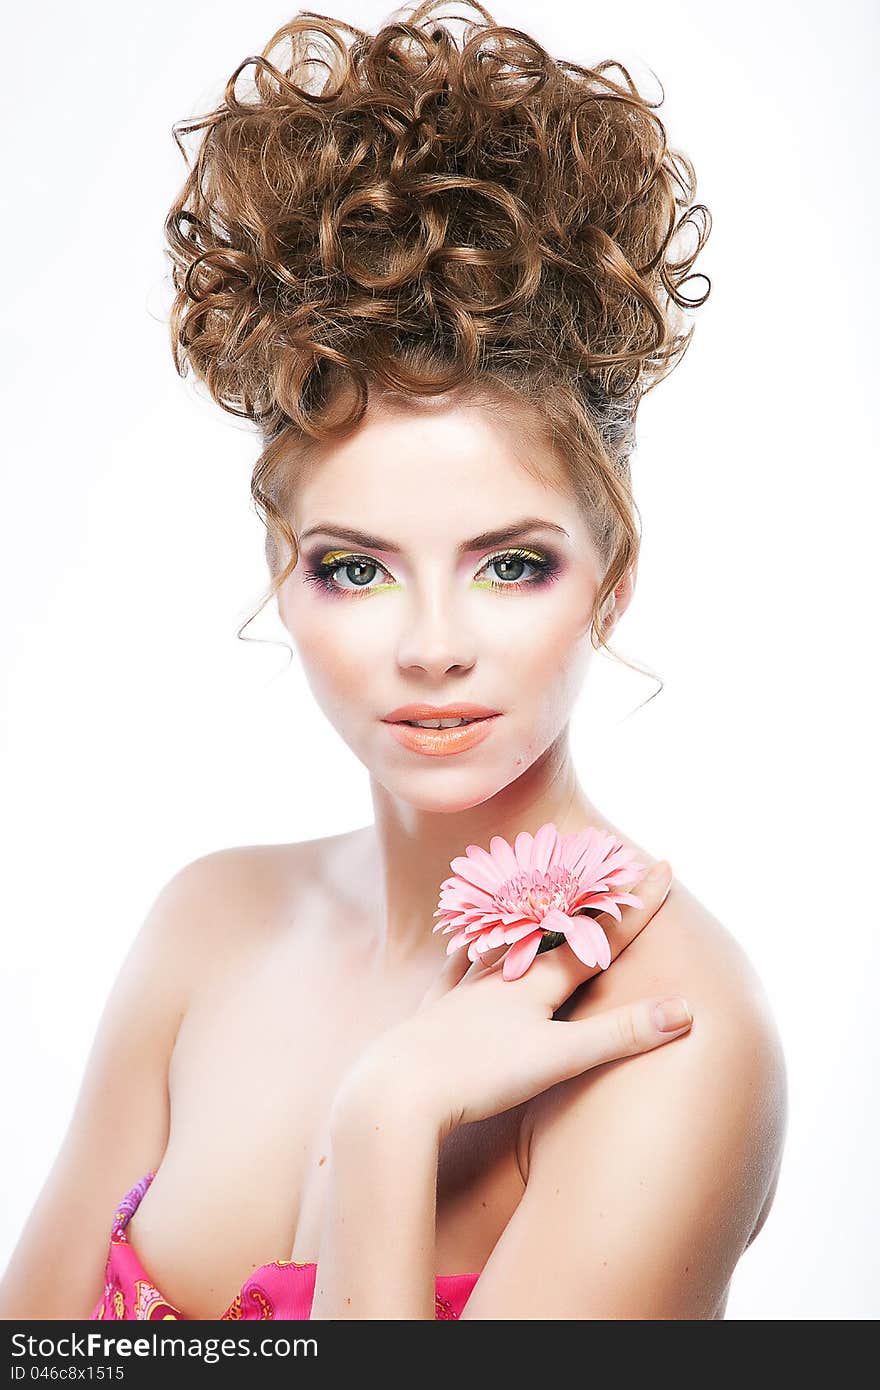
[363,732,610,969]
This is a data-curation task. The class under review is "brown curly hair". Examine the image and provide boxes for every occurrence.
[163,0,711,696]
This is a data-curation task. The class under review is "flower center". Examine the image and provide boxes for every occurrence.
[497,866,577,920]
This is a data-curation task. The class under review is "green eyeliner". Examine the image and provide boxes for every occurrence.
[307,544,557,597]
[358,582,401,597]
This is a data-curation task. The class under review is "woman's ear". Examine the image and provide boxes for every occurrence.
[603,559,638,636]
[615,558,638,620]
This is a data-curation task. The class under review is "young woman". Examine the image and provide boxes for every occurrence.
[0,2,786,1321]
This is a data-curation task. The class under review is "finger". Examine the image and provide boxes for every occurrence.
[418,944,474,1006]
[435,935,512,993]
[517,859,675,1011]
[552,994,694,1083]
[419,937,497,1006]
[598,858,675,959]
[461,942,509,977]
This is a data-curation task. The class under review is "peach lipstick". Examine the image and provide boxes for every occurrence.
[382,703,500,758]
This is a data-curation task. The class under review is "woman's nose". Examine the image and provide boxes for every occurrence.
[395,592,477,678]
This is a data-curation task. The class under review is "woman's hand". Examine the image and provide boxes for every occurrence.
[332,860,688,1141]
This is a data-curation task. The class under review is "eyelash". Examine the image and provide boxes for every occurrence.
[301,547,561,597]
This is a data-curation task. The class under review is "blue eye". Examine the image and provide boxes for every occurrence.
[476,548,559,590]
[328,559,383,590]
[301,545,560,598]
[302,552,398,596]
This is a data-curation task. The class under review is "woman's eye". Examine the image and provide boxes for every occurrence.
[328,558,388,591]
[305,545,557,597]
[480,551,546,585]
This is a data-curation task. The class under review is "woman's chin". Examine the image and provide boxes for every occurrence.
[374,764,524,815]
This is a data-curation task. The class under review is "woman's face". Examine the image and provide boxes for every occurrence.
[278,401,612,813]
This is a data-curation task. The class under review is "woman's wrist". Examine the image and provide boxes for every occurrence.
[330,1044,447,1146]
[313,1077,442,1319]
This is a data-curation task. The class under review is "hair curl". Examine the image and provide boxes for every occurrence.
[163,0,711,696]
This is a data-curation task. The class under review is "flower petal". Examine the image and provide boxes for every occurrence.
[489,834,521,879]
[502,931,544,980]
[613,892,644,910]
[463,843,506,887]
[572,888,645,921]
[513,830,535,871]
[564,915,611,970]
[577,895,623,922]
[532,822,560,873]
[445,930,472,953]
[559,828,594,871]
[504,919,545,943]
[568,829,616,883]
[599,846,645,884]
[440,876,498,905]
[471,933,498,954]
[464,913,504,929]
[449,857,503,898]
[541,906,574,934]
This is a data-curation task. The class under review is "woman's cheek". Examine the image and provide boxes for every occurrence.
[291,602,389,728]
[303,620,364,685]
[290,586,366,657]
[514,613,593,732]
[497,586,592,676]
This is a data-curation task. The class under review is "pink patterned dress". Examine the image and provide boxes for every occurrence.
[89,1171,479,1320]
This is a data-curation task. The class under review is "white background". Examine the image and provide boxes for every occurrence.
[1,0,877,1320]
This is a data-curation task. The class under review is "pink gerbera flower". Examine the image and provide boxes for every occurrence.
[433,822,647,981]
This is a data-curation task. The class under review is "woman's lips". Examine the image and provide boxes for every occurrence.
[384,715,499,757]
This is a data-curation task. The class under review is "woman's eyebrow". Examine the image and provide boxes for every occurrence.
[297,518,569,553]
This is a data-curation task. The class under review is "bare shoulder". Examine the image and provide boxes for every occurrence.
[526,873,789,1243]
[186,826,373,887]
[169,827,374,954]
[0,840,314,1320]
[560,872,785,1061]
[464,874,789,1317]
[140,844,291,977]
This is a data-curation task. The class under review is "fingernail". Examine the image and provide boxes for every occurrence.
[646,859,672,884]
[653,996,692,1033]
[632,861,673,909]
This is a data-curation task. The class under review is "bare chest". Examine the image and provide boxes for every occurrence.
[125,919,527,1319]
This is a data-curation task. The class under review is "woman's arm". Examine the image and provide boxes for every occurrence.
[459,884,788,1319]
[306,863,694,1319]
[309,1080,443,1320]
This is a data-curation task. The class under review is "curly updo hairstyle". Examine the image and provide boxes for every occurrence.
[163,0,711,686]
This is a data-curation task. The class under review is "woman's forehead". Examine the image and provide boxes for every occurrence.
[289,402,580,540]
